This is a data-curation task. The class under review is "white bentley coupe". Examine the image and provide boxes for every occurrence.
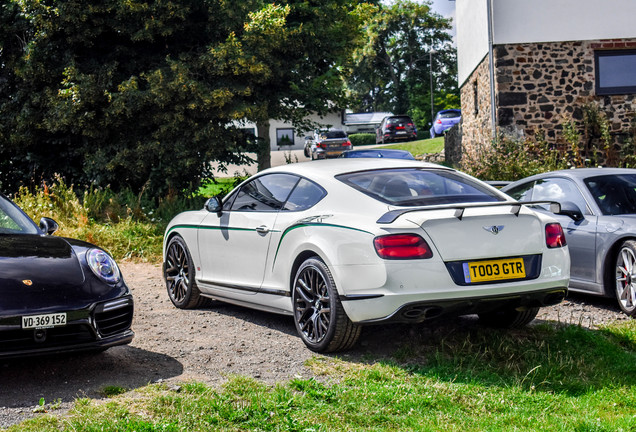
[163,159,570,352]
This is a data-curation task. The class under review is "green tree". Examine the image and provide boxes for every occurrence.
[213,1,367,170]
[0,0,365,196]
[349,0,457,131]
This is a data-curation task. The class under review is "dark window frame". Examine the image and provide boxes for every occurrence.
[276,128,295,146]
[594,49,636,96]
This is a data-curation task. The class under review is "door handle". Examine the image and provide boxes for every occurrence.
[256,225,270,234]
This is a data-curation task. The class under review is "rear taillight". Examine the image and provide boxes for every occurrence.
[396,126,405,130]
[317,142,326,149]
[345,140,352,147]
[545,223,566,248]
[436,119,442,124]
[374,234,433,259]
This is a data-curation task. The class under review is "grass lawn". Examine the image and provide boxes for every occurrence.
[10,320,636,431]
[382,136,444,156]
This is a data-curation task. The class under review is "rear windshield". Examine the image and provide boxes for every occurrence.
[439,111,461,119]
[337,168,504,206]
[386,116,412,125]
[320,130,347,139]
[584,174,636,215]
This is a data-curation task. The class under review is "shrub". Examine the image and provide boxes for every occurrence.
[461,135,568,182]
[349,133,376,146]
[11,178,202,262]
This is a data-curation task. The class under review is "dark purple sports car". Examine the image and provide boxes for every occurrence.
[0,193,134,358]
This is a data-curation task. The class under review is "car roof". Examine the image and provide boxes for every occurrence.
[502,167,636,190]
[438,109,461,113]
[260,158,452,182]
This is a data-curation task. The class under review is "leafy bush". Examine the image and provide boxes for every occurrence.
[349,133,376,146]
[461,135,568,182]
[12,178,203,262]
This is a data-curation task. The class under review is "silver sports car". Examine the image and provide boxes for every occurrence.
[502,168,636,316]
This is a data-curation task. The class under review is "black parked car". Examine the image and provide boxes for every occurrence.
[0,193,134,358]
[375,115,418,144]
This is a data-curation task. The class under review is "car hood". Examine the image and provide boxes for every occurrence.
[0,234,92,313]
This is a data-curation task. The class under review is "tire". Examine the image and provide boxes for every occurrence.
[478,306,540,328]
[304,146,310,158]
[612,240,636,316]
[292,257,361,352]
[164,235,211,309]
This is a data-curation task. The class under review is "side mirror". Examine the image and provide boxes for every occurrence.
[39,217,59,235]
[205,196,223,215]
[553,201,584,222]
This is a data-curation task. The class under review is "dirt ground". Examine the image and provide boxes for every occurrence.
[0,261,631,428]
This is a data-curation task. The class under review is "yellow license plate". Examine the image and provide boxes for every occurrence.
[463,258,526,283]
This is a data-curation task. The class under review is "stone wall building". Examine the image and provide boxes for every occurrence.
[456,0,636,164]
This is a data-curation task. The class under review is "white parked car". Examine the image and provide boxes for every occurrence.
[163,159,570,352]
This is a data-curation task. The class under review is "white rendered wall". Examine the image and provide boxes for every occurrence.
[456,0,490,89]
[457,0,636,86]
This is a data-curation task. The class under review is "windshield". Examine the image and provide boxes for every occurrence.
[386,117,412,125]
[584,174,636,215]
[320,130,347,139]
[0,195,40,234]
[337,168,504,206]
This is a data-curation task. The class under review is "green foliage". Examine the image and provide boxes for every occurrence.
[10,321,636,431]
[462,135,568,182]
[12,179,202,262]
[0,0,364,198]
[349,0,457,130]
[349,133,376,146]
[198,176,246,199]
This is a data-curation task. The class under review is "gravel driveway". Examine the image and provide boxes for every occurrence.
[0,262,631,428]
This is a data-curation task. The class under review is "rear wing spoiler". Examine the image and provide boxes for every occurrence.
[377,201,560,224]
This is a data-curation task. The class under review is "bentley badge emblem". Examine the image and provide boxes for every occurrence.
[483,225,504,235]
[22,280,33,286]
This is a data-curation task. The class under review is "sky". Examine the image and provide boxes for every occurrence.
[431,0,456,18]
[430,0,457,41]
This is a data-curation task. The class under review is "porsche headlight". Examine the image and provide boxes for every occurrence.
[87,248,121,284]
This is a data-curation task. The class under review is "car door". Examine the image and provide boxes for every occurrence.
[506,177,598,284]
[196,173,300,294]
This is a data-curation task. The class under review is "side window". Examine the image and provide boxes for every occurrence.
[283,178,326,211]
[504,181,535,201]
[531,178,590,215]
[230,174,299,212]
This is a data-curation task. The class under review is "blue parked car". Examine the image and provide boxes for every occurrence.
[339,149,415,160]
[430,109,461,138]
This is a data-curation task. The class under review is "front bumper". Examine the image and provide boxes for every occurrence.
[0,295,134,359]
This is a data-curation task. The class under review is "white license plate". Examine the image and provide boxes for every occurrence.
[396,131,407,134]
[22,313,67,329]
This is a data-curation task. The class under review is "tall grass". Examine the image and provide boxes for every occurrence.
[12,177,204,262]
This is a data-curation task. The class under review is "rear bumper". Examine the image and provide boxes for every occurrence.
[349,287,567,324]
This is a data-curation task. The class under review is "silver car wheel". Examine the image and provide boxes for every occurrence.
[615,242,636,316]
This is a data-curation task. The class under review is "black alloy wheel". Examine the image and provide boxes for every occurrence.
[292,257,360,352]
[164,235,210,309]
[613,240,636,316]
